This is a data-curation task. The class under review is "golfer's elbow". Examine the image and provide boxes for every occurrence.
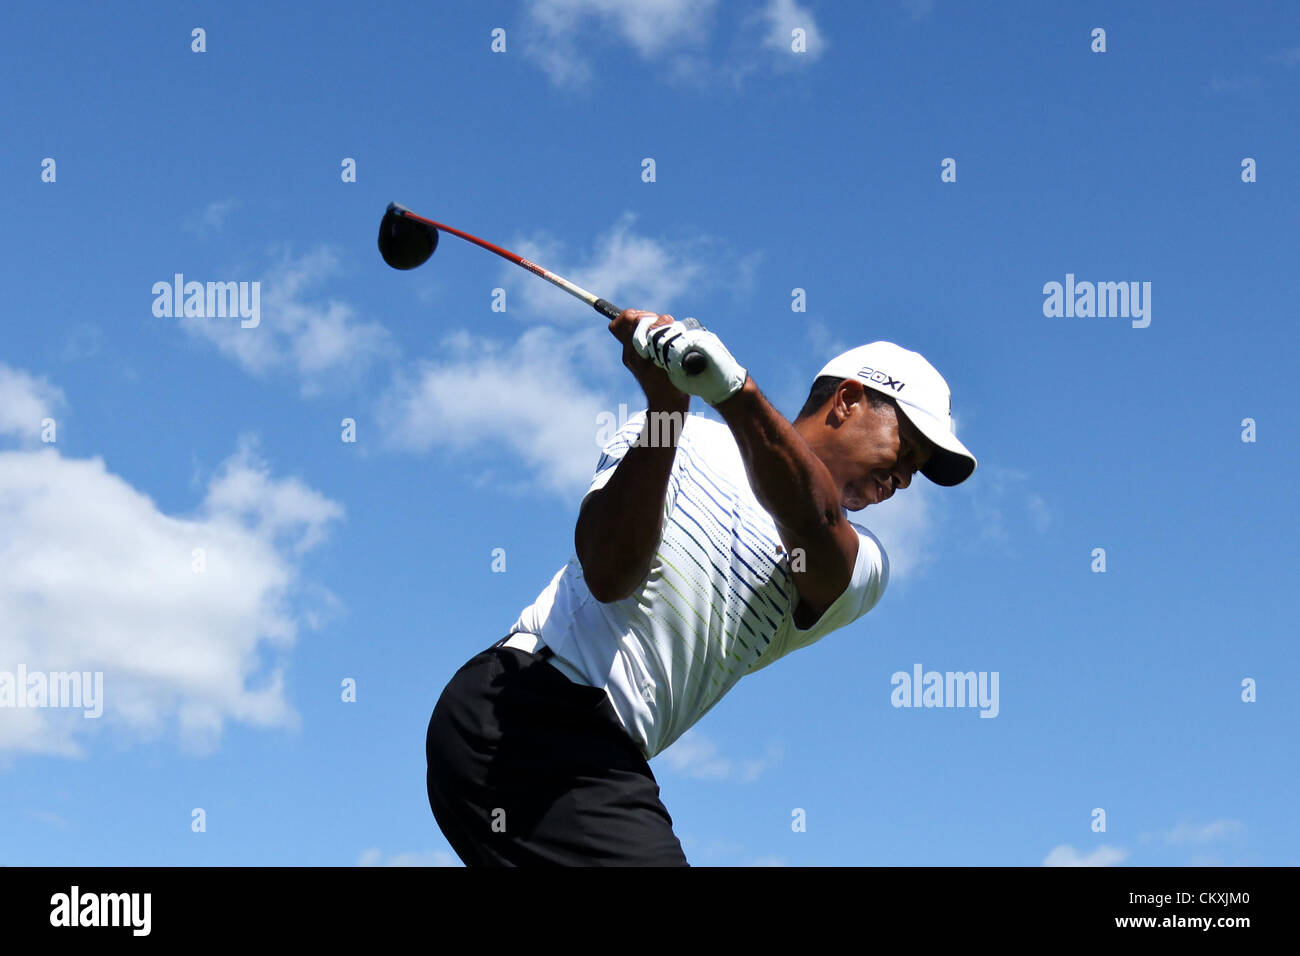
[584,570,636,604]
[763,493,843,544]
[575,514,638,603]
[576,548,644,603]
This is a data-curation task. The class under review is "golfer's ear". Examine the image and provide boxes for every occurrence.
[832,379,861,421]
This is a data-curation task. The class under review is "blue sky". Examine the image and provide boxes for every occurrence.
[1,0,1295,866]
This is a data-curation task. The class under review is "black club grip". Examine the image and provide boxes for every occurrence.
[674,319,708,376]
[593,298,623,320]
[681,348,708,376]
[599,301,710,376]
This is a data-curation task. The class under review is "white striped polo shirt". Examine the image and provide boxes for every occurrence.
[508,409,890,760]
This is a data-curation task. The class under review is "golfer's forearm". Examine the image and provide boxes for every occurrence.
[715,377,843,537]
[575,411,683,602]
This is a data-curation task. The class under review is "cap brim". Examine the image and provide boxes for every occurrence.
[921,446,977,486]
[896,402,977,487]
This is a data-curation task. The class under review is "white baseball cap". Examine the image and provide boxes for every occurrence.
[814,342,977,487]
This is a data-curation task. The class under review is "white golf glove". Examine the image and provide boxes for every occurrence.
[633,317,748,406]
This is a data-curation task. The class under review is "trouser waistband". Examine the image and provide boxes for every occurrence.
[492,631,554,660]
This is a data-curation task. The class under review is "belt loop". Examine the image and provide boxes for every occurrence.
[493,631,519,649]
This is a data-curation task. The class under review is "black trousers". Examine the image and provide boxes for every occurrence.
[425,638,689,866]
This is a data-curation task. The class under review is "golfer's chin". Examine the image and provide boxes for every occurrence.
[841,485,871,512]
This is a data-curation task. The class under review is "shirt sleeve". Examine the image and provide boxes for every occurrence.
[746,522,890,674]
[582,408,686,502]
[583,410,645,503]
[582,409,688,520]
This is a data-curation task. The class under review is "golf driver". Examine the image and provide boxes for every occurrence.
[378,202,708,375]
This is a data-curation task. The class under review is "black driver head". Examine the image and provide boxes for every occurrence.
[378,202,438,270]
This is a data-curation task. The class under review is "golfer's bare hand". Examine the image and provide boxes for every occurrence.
[609,309,690,411]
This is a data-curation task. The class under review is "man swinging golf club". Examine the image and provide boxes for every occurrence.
[425,310,977,866]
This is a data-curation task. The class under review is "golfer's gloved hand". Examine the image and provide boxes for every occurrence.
[633,316,747,406]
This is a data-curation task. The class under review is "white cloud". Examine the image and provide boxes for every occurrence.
[657,729,781,782]
[186,199,239,234]
[967,465,1051,547]
[1275,47,1300,67]
[0,436,342,761]
[1164,819,1244,846]
[25,809,70,829]
[179,247,395,396]
[0,364,65,443]
[524,0,719,88]
[855,477,939,585]
[1027,493,1051,533]
[758,0,827,60]
[523,0,826,89]
[1209,74,1263,94]
[357,847,459,867]
[902,0,934,21]
[59,324,103,363]
[202,436,344,555]
[377,324,615,498]
[971,465,1023,543]
[1042,844,1128,867]
[500,213,744,322]
[805,318,849,362]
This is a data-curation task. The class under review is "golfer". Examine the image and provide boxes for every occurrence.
[425,310,977,865]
